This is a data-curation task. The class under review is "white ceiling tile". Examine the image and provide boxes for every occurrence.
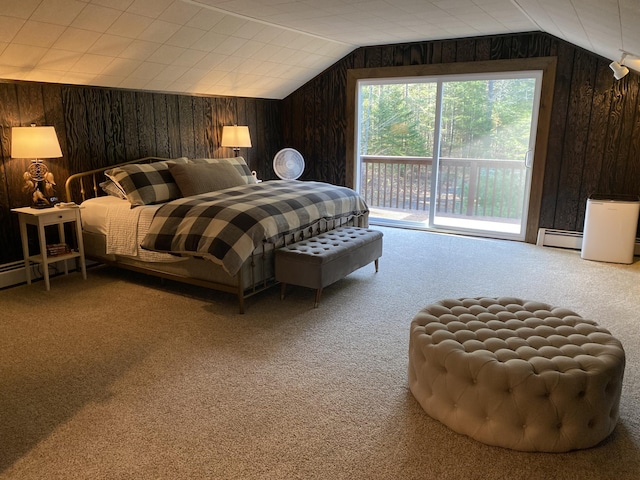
[30,0,86,26]
[190,30,227,52]
[71,4,122,33]
[118,76,147,89]
[87,34,134,56]
[12,21,66,48]
[70,53,112,74]
[143,77,174,91]
[0,64,28,80]
[231,40,266,59]
[126,0,174,19]
[129,60,166,79]
[146,44,185,64]
[214,55,244,72]
[151,64,188,83]
[23,69,66,83]
[165,26,207,48]
[106,12,154,38]
[158,1,201,24]
[89,0,134,11]
[0,0,42,19]
[185,8,226,30]
[90,73,127,88]
[170,49,208,67]
[118,39,160,60]
[103,56,142,76]
[212,36,247,56]
[0,43,48,67]
[52,28,102,53]
[0,15,25,43]
[175,67,211,84]
[37,48,83,70]
[193,52,226,70]
[211,16,249,36]
[137,20,182,43]
[61,71,99,85]
[249,25,285,44]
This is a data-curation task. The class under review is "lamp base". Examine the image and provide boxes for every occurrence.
[30,185,57,209]
[32,200,54,209]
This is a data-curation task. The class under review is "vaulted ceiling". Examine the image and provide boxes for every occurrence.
[0,0,638,100]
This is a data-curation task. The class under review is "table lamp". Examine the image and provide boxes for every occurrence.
[221,125,252,155]
[11,124,63,208]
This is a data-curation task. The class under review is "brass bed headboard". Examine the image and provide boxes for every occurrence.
[64,157,174,203]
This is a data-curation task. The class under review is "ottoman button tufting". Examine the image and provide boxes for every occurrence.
[408,297,625,452]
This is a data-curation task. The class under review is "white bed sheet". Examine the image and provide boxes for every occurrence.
[80,196,183,263]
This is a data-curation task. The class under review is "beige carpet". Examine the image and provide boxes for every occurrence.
[1,226,639,479]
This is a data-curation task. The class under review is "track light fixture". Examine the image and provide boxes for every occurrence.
[609,49,640,80]
[610,52,629,80]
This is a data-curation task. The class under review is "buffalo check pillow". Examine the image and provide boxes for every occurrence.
[191,157,256,184]
[106,158,190,206]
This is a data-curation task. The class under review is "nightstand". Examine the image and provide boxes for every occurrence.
[11,206,87,291]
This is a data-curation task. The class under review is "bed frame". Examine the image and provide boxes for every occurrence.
[64,157,368,313]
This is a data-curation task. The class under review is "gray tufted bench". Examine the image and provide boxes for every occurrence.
[275,227,383,307]
[408,297,625,452]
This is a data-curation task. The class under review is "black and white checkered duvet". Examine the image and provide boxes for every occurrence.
[140,180,369,276]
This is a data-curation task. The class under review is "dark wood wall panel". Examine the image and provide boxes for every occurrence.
[555,49,596,231]
[0,82,282,265]
[282,31,640,237]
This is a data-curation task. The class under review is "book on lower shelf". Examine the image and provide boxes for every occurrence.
[46,243,71,256]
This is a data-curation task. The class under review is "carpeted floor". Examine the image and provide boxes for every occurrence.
[1,226,639,479]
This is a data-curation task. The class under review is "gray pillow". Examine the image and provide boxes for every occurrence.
[190,156,256,184]
[169,162,247,197]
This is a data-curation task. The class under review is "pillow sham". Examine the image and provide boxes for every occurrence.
[99,179,126,199]
[169,162,246,197]
[191,157,256,184]
[105,158,190,206]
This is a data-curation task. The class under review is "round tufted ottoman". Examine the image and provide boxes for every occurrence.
[408,297,625,452]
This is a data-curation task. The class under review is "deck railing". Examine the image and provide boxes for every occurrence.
[359,155,526,220]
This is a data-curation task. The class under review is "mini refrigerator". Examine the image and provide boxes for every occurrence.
[581,194,640,264]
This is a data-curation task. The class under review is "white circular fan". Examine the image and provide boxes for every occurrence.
[273,148,304,180]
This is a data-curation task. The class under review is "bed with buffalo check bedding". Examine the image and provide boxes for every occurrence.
[66,156,369,312]
[140,180,369,276]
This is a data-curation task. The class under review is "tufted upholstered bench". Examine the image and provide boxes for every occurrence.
[408,297,625,452]
[275,227,382,307]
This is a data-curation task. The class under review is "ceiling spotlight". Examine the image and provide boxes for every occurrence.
[610,61,629,80]
[610,51,630,80]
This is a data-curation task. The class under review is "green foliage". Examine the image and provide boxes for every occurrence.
[359,78,535,160]
[359,76,537,221]
[360,83,436,156]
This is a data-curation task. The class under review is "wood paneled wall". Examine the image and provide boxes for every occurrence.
[0,82,281,265]
[2,32,639,265]
[281,32,640,239]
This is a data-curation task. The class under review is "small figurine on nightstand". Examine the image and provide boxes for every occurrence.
[23,166,57,208]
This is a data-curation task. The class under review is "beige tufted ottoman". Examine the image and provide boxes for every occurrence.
[408,297,625,452]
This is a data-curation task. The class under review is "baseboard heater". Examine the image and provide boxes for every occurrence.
[0,259,94,290]
[0,261,33,290]
[536,228,640,256]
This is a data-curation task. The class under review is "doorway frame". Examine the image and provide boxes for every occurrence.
[346,57,557,243]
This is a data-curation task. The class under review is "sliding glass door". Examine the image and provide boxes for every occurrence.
[356,71,542,241]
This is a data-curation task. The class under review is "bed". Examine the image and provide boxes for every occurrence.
[64,156,369,313]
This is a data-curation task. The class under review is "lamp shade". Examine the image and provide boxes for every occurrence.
[609,61,629,80]
[221,125,252,148]
[11,125,62,159]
